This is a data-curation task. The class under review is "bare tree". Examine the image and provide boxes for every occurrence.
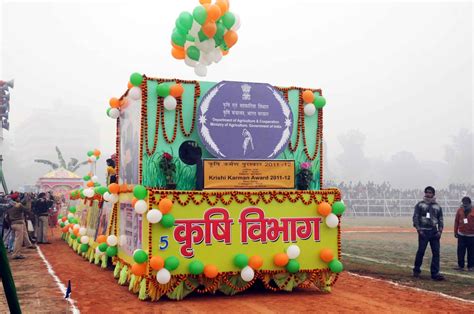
[34,146,88,172]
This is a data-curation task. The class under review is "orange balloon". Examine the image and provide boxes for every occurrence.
[302,90,314,104]
[204,264,219,278]
[131,263,147,276]
[273,253,289,267]
[93,149,101,157]
[97,235,107,244]
[158,198,173,214]
[215,0,229,14]
[108,183,120,194]
[207,4,222,21]
[170,84,184,98]
[199,0,211,4]
[109,97,120,109]
[62,226,69,233]
[171,47,185,60]
[222,49,229,56]
[224,30,238,48]
[73,229,80,237]
[150,256,165,270]
[317,202,332,217]
[171,41,183,50]
[320,248,334,263]
[202,22,217,38]
[127,81,133,89]
[131,197,138,207]
[87,181,94,188]
[248,255,263,270]
[61,216,68,222]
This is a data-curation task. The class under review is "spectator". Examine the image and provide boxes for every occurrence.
[5,193,35,259]
[454,196,474,271]
[33,192,53,244]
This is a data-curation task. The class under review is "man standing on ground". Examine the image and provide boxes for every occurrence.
[454,196,474,271]
[33,192,52,244]
[412,186,445,281]
[5,193,35,259]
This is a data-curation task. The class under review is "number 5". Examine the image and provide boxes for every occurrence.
[159,236,169,250]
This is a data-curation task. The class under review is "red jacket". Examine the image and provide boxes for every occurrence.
[454,207,474,235]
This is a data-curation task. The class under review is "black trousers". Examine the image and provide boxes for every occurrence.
[457,235,474,269]
[414,229,440,276]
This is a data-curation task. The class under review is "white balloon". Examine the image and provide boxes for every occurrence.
[96,247,104,256]
[240,266,254,282]
[103,192,111,202]
[286,245,301,259]
[91,175,98,183]
[80,235,89,244]
[84,188,94,198]
[163,96,177,111]
[156,268,171,284]
[184,56,197,67]
[108,108,120,119]
[201,39,215,53]
[69,228,74,234]
[68,213,74,219]
[109,193,119,204]
[57,219,62,225]
[232,14,241,31]
[79,227,87,236]
[146,209,163,224]
[119,234,127,246]
[199,53,212,66]
[73,224,80,230]
[90,155,97,162]
[325,213,339,228]
[107,235,118,246]
[189,20,200,37]
[304,103,316,116]
[194,64,207,77]
[184,40,193,51]
[128,87,141,100]
[211,48,222,63]
[134,200,148,214]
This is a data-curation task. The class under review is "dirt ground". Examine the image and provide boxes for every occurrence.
[2,229,473,313]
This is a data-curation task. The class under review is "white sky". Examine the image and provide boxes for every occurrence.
[0,0,472,175]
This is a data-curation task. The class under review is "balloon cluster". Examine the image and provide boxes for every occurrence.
[107,73,143,119]
[156,83,184,111]
[273,244,301,273]
[302,90,327,117]
[86,149,101,163]
[317,200,345,228]
[131,190,175,229]
[233,253,263,282]
[103,183,120,204]
[171,0,240,77]
[151,255,180,284]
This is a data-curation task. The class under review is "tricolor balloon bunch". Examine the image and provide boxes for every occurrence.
[273,245,301,273]
[87,149,101,163]
[233,253,264,282]
[58,206,79,232]
[107,73,143,119]
[131,187,175,228]
[152,255,180,284]
[319,248,343,273]
[302,90,327,117]
[317,200,345,228]
[171,0,240,77]
[102,183,120,204]
[156,82,184,111]
[130,249,149,276]
[95,234,119,257]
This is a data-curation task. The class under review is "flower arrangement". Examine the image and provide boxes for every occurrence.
[296,162,313,190]
[159,152,177,189]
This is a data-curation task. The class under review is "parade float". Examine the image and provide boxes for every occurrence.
[58,0,345,302]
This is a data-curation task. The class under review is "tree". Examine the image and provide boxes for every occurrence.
[445,128,473,184]
[34,146,88,172]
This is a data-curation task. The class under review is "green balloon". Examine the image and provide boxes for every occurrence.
[133,249,149,264]
[87,150,94,157]
[156,83,171,97]
[130,72,143,86]
[171,30,186,47]
[214,22,226,39]
[80,243,89,253]
[72,218,79,224]
[83,175,90,181]
[222,12,235,29]
[186,46,200,61]
[286,259,300,273]
[175,21,188,36]
[68,217,74,223]
[215,36,223,46]
[189,260,204,275]
[106,246,118,257]
[332,201,346,215]
[98,243,108,252]
[179,11,193,30]
[58,214,63,219]
[59,222,65,228]
[106,107,111,116]
[94,182,100,187]
[70,234,77,240]
[186,34,195,42]
[313,95,326,109]
[193,6,207,25]
[198,30,208,42]
[233,254,248,269]
[329,259,344,273]
[80,189,85,199]
[76,237,81,243]
[161,214,175,228]
[97,186,108,195]
[164,256,180,271]
[133,185,148,200]
[69,206,76,213]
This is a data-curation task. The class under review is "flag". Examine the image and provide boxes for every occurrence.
[64,280,71,299]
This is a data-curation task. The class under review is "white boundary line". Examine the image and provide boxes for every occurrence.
[347,272,474,304]
[36,247,80,314]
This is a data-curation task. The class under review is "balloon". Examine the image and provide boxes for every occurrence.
[286,245,301,259]
[133,249,148,264]
[150,256,165,270]
[61,216,68,222]
[108,108,120,119]
[325,213,339,228]
[210,48,222,63]
[80,235,89,244]
[164,256,180,271]
[171,47,185,60]
[317,202,332,217]
[202,21,217,38]
[84,188,94,198]
[193,6,208,25]
[106,246,118,257]
[329,259,344,273]
[214,22,226,39]
[207,5,221,22]
[146,209,163,224]
[204,264,219,278]
[86,181,94,188]
[98,243,108,252]
[194,63,207,77]
[130,73,143,87]
[103,192,111,202]
[80,243,89,253]
[199,0,211,4]
[171,30,186,47]
[201,38,216,53]
[70,234,77,239]
[313,95,326,109]
[189,20,201,37]
[248,255,263,270]
[97,235,107,244]
[170,84,184,98]
[178,11,194,30]
[108,183,120,194]
[157,83,171,97]
[134,200,148,214]
[189,260,205,275]
[156,268,171,284]
[161,214,175,228]
[320,248,334,263]
[162,95,177,111]
[233,254,248,269]
[286,259,300,273]
[332,201,346,215]
[175,20,188,36]
[97,186,108,195]
[128,87,141,100]
[304,103,316,116]
[107,235,118,246]
[223,30,238,48]
[221,12,235,29]
[186,46,201,61]
[91,175,98,183]
[131,263,147,276]
[158,198,173,214]
[215,0,229,14]
[109,193,119,204]
[198,30,209,42]
[273,253,289,267]
[302,90,314,103]
[87,151,94,157]
[133,185,147,200]
[69,206,76,213]
[79,227,87,236]
[109,97,120,109]
[67,213,74,219]
[231,13,241,31]
[240,266,254,282]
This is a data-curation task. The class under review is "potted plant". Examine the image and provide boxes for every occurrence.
[159,152,177,189]
[296,162,313,190]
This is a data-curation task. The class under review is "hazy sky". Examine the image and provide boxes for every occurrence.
[0,0,472,186]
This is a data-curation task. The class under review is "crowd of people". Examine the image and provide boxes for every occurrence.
[0,191,64,259]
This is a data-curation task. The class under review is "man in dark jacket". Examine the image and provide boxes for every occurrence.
[6,193,34,259]
[413,186,445,280]
[33,192,53,244]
